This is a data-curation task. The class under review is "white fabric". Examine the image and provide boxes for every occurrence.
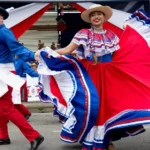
[54,72,76,117]
[27,74,38,87]
[0,63,25,98]
[38,47,79,134]
[84,110,133,143]
[1,2,129,30]
[4,3,50,29]
[12,89,21,104]
[26,74,40,102]
[0,81,8,97]
[12,77,26,104]
[39,74,54,99]
[83,109,149,145]
[76,2,131,29]
[38,47,77,116]
[38,48,60,76]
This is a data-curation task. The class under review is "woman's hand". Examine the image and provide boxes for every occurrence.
[34,51,40,61]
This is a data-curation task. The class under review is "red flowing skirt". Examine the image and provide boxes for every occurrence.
[80,26,150,139]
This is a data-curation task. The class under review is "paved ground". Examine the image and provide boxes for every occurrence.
[1,113,150,150]
[22,102,54,113]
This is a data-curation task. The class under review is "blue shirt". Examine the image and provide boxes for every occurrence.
[14,58,39,78]
[0,24,34,63]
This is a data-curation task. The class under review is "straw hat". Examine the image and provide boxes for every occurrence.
[81,4,112,23]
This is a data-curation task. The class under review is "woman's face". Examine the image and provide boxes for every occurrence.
[90,11,105,27]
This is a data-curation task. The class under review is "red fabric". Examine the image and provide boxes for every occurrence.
[14,104,31,116]
[50,76,67,107]
[57,21,67,32]
[0,86,39,141]
[0,116,9,139]
[72,3,86,12]
[72,3,123,38]
[103,22,123,38]
[80,26,150,125]
[11,4,52,38]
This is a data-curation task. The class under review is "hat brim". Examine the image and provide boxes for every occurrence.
[0,8,9,20]
[81,6,112,23]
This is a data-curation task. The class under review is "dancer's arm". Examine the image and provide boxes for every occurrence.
[1,28,35,61]
[55,42,78,55]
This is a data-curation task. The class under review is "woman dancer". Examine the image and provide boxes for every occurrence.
[38,5,150,150]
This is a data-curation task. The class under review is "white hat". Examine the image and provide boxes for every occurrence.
[81,4,113,23]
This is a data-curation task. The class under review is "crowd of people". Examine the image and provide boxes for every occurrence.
[38,40,58,51]
[1,3,150,150]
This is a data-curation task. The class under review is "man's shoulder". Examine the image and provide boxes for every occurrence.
[0,25,10,33]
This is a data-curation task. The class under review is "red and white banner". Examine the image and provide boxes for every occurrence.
[3,2,131,38]
[4,3,52,38]
[73,2,131,38]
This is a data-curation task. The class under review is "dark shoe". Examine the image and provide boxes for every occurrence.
[29,135,44,150]
[0,138,11,145]
[25,114,31,120]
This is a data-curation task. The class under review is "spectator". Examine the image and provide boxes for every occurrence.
[50,42,56,50]
[38,40,44,50]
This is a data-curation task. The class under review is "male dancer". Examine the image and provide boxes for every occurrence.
[0,7,44,150]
